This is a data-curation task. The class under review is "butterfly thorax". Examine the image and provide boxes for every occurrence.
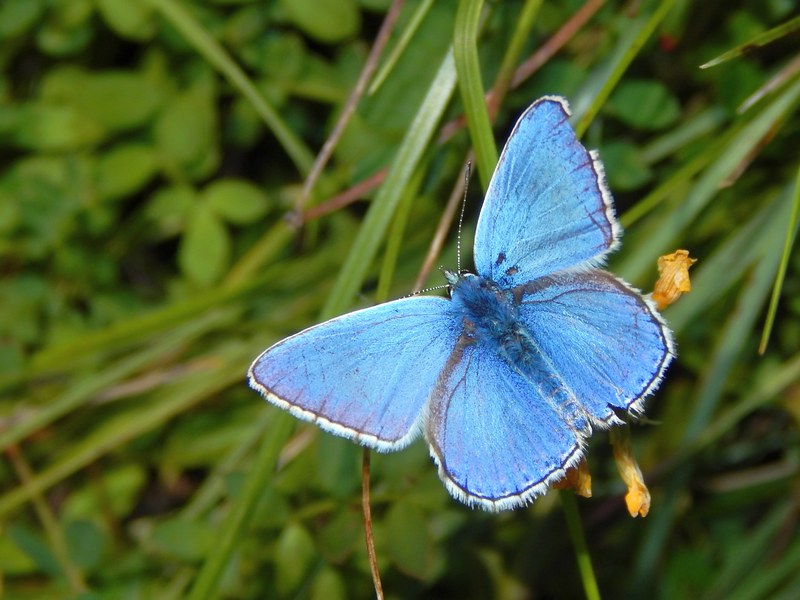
[448,272,537,368]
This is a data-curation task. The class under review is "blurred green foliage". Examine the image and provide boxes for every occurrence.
[1,0,799,598]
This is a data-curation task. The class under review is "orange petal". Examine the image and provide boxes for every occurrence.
[653,249,697,310]
[553,458,593,498]
[610,427,651,517]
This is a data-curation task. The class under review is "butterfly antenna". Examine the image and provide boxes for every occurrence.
[457,162,472,274]
[410,283,449,296]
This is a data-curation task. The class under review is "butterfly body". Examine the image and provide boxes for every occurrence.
[448,271,546,385]
[449,272,520,342]
[249,96,674,511]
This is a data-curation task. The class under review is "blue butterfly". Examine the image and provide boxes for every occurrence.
[249,96,674,511]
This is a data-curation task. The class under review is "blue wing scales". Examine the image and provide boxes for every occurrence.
[425,337,589,511]
[249,95,675,512]
[249,297,460,451]
[474,96,620,287]
[516,270,674,425]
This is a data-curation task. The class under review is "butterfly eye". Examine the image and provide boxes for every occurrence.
[442,268,459,286]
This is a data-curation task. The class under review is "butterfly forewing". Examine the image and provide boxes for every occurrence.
[474,96,620,288]
[249,296,460,451]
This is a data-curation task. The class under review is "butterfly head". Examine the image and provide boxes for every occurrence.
[444,270,508,308]
[442,268,482,296]
[442,268,460,288]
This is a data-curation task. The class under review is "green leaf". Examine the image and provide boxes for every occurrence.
[0,0,44,39]
[7,524,60,577]
[146,185,196,238]
[316,435,360,498]
[178,204,231,286]
[82,71,164,131]
[275,523,317,596]
[0,532,37,575]
[310,567,347,600]
[0,274,48,343]
[150,518,216,562]
[243,32,305,82]
[600,141,653,191]
[154,84,219,178]
[222,5,269,49]
[0,189,21,234]
[317,509,360,563]
[608,80,681,130]
[0,343,24,375]
[65,520,107,571]
[13,102,105,150]
[95,143,157,202]
[251,484,293,530]
[715,60,764,112]
[530,59,585,99]
[386,502,432,579]
[42,67,163,131]
[95,0,157,41]
[35,0,93,56]
[62,464,147,521]
[147,0,313,176]
[204,178,269,224]
[279,0,360,43]
[161,406,261,472]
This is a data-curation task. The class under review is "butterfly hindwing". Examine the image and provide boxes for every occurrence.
[515,270,674,425]
[425,335,588,511]
[474,96,619,287]
[249,297,460,451]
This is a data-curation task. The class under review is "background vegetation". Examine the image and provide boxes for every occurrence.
[1,0,799,598]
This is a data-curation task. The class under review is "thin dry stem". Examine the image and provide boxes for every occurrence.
[297,0,406,214]
[362,449,385,600]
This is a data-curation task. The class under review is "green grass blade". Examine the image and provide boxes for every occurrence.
[666,191,785,333]
[369,0,435,95]
[560,491,601,600]
[179,413,272,521]
[491,0,543,102]
[618,75,800,283]
[758,163,800,353]
[321,49,458,319]
[187,413,294,600]
[703,501,795,600]
[683,216,786,444]
[0,312,230,450]
[620,128,729,229]
[454,0,496,191]
[573,0,678,137]
[631,203,787,592]
[700,14,800,69]
[376,166,424,302]
[144,0,314,176]
[674,353,800,475]
[0,349,249,518]
[639,106,728,164]
[724,539,800,600]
